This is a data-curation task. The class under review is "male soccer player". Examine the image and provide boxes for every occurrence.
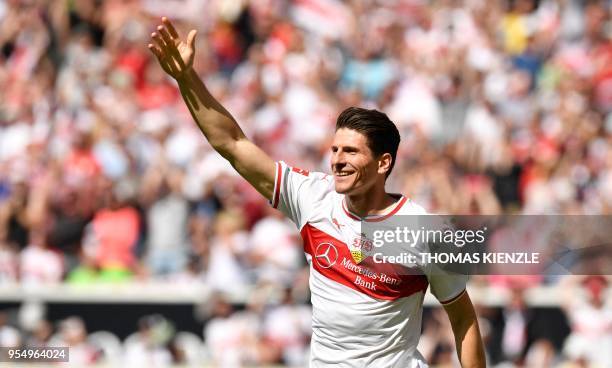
[148,17,485,368]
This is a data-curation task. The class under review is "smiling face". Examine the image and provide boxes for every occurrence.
[331,128,389,195]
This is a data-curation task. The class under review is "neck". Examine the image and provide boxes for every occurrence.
[345,184,397,218]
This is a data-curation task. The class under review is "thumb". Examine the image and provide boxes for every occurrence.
[187,30,197,50]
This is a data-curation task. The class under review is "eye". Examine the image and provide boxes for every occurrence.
[331,146,338,153]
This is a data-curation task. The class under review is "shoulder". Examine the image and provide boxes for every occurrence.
[280,161,332,181]
[278,161,334,190]
[273,161,334,205]
[396,198,429,215]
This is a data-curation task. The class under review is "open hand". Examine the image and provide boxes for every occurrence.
[148,17,197,80]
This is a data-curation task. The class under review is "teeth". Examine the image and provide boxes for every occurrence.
[337,172,352,177]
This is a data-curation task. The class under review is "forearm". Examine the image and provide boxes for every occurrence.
[175,68,246,157]
[452,317,486,368]
[444,292,486,368]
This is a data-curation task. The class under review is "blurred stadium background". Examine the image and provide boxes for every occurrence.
[0,0,611,367]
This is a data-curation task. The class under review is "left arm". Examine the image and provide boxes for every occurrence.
[443,290,486,368]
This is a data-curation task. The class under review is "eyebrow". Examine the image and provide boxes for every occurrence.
[331,145,359,152]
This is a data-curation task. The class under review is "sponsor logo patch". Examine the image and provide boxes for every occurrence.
[314,242,338,268]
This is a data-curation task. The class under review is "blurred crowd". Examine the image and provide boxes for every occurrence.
[0,276,609,367]
[0,0,611,366]
[0,288,314,367]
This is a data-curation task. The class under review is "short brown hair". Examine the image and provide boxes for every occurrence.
[335,107,401,178]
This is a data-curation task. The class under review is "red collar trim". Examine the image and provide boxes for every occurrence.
[342,195,408,222]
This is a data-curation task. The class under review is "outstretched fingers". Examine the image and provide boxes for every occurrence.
[159,27,186,72]
[151,32,166,52]
[148,17,193,78]
[155,31,183,75]
[157,25,174,48]
[162,17,180,39]
[149,32,175,74]
[147,43,162,59]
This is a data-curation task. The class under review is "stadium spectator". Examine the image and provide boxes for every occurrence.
[19,230,64,285]
[140,165,190,276]
[562,275,612,368]
[248,206,302,285]
[82,178,140,280]
[263,288,311,366]
[124,314,174,367]
[204,210,251,297]
[0,311,21,348]
[54,317,99,365]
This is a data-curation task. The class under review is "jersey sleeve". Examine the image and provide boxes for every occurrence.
[270,161,332,230]
[407,207,468,305]
[428,270,468,305]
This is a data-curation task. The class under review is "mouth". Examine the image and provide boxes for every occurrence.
[334,171,355,178]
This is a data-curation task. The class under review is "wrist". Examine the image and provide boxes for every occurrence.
[175,67,195,83]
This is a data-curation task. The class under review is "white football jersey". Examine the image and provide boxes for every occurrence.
[271,161,467,367]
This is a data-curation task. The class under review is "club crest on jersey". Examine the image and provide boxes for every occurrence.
[349,233,373,264]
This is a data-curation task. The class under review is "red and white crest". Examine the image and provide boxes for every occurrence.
[349,233,373,264]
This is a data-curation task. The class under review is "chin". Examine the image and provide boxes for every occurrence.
[334,181,355,194]
[334,185,349,194]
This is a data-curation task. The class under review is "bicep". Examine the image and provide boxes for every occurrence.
[223,138,276,201]
[443,290,476,326]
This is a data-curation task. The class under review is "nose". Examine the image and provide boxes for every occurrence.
[331,151,346,171]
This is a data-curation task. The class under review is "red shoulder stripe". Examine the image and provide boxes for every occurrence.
[272,162,282,208]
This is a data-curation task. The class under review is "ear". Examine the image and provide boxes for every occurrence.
[377,153,393,176]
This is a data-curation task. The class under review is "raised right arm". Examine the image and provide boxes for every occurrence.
[174,67,276,199]
[148,17,275,200]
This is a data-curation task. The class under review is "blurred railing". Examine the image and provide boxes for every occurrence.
[0,283,566,307]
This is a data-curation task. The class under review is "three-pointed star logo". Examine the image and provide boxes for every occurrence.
[314,242,339,269]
